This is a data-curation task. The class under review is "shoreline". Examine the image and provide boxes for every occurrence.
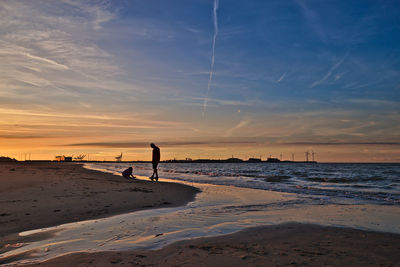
[0,162,199,243]
[24,222,400,266]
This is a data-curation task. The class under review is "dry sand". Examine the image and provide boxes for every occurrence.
[25,223,400,267]
[0,162,198,240]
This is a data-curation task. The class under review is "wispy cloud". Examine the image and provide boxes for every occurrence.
[0,0,124,105]
[202,0,219,117]
[295,0,327,42]
[347,98,399,107]
[0,107,188,130]
[282,142,400,146]
[187,96,264,108]
[310,55,346,88]
[0,134,46,139]
[225,119,252,137]
[64,140,258,148]
[22,52,69,70]
[276,72,286,83]
[0,108,123,120]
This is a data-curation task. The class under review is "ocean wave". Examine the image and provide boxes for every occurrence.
[264,175,291,182]
[306,176,385,183]
[86,162,400,205]
[306,177,352,183]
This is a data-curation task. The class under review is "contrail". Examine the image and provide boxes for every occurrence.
[202,0,219,117]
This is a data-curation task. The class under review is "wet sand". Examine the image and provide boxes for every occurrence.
[0,162,199,240]
[24,223,400,266]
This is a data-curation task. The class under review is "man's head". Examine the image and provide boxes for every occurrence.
[128,167,133,170]
[150,143,156,148]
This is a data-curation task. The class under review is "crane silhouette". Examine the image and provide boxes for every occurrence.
[73,154,86,161]
[115,152,123,162]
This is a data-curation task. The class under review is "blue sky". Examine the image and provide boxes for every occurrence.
[0,0,399,161]
[96,0,400,114]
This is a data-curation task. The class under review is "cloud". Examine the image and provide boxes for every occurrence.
[310,55,346,88]
[225,119,252,137]
[202,0,220,117]
[0,134,46,139]
[295,0,327,42]
[276,72,286,83]
[0,108,123,120]
[22,52,69,70]
[335,72,345,81]
[0,0,125,106]
[347,98,399,107]
[281,142,400,146]
[189,96,264,108]
[63,140,259,148]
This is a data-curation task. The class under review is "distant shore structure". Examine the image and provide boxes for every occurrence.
[30,150,317,163]
[248,157,262,162]
[73,154,86,161]
[158,151,318,163]
[55,155,72,162]
[164,156,317,164]
[5,156,317,164]
[0,156,17,162]
[115,152,123,162]
[224,156,241,162]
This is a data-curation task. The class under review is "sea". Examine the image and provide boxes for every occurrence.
[89,162,400,205]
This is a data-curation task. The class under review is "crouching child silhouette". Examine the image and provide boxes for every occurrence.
[122,167,136,179]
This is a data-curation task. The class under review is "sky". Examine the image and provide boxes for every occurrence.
[0,0,399,162]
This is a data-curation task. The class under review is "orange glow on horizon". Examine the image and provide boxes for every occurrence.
[2,137,399,163]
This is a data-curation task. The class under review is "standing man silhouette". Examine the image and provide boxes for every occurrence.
[150,143,160,181]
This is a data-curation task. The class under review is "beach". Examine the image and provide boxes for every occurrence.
[1,162,400,266]
[2,0,399,265]
[0,162,198,257]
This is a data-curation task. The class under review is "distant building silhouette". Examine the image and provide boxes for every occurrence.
[248,158,262,162]
[55,155,72,162]
[266,157,280,163]
[226,157,243,162]
[0,156,17,162]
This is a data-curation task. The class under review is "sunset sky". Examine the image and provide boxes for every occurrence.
[1,0,399,162]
